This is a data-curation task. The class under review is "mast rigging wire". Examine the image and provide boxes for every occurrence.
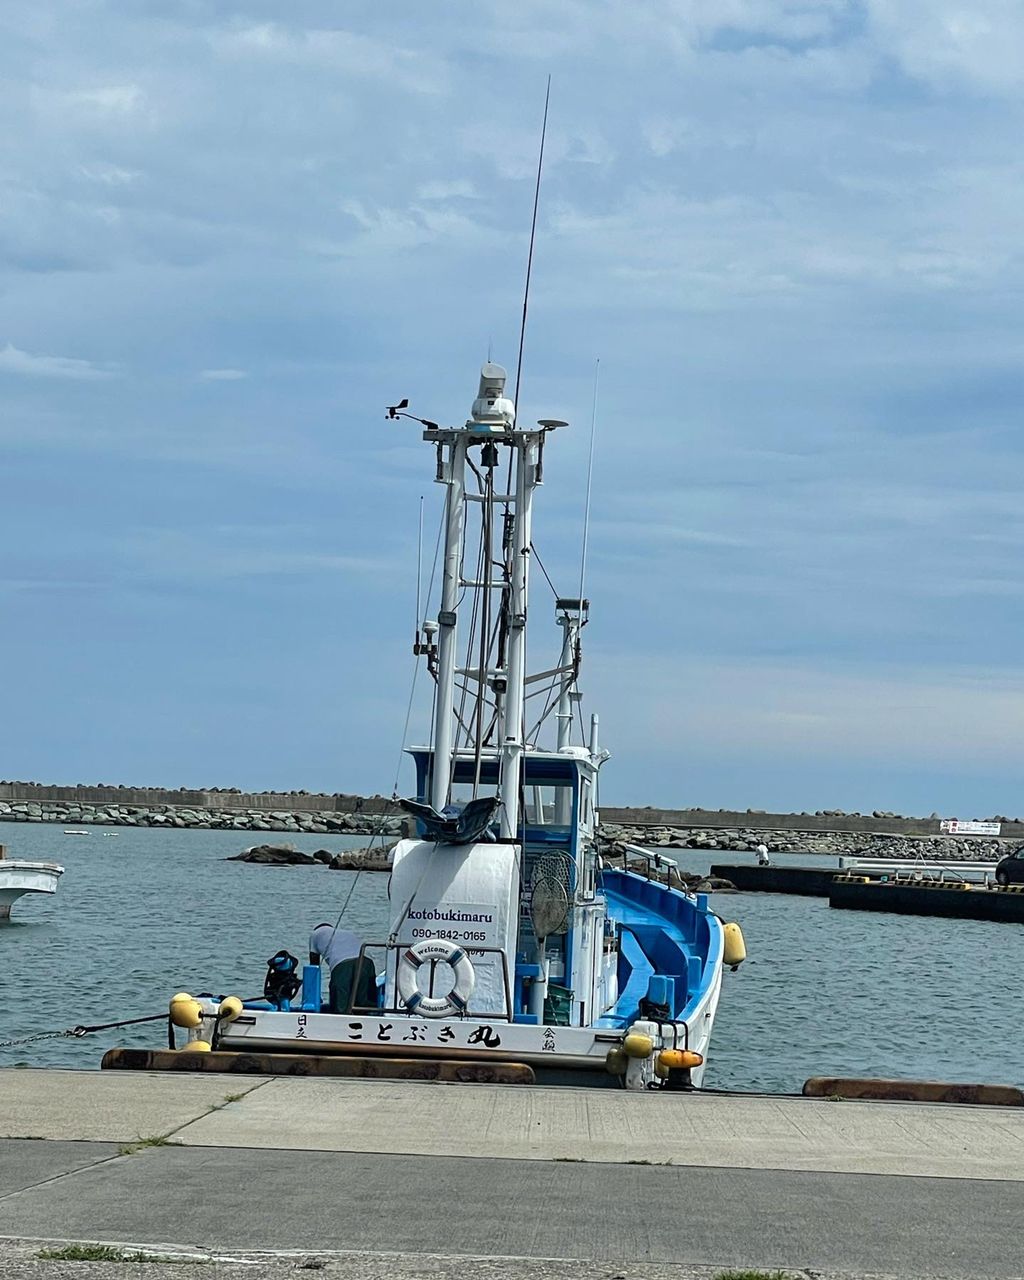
[578,357,600,606]
[511,75,551,421]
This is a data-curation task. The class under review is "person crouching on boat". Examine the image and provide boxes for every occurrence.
[309,922,377,1013]
[756,843,771,866]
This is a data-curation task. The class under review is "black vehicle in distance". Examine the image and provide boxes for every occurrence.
[994,849,1024,885]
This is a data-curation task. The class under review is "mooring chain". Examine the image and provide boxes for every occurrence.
[0,1009,173,1051]
[0,1026,90,1049]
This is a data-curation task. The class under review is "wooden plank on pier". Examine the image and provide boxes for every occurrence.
[101,1047,535,1085]
[804,1076,1024,1106]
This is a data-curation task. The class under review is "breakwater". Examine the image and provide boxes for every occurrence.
[2,783,1022,857]
[601,821,1024,862]
[0,798,404,837]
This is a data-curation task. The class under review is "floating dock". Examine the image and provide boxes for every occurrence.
[829,876,1024,922]
[711,862,1024,921]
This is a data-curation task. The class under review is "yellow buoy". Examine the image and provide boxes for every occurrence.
[623,1032,654,1059]
[169,996,203,1029]
[657,1048,704,1072]
[723,921,746,968]
[185,1040,212,1053]
[218,996,243,1023]
[604,1046,628,1075]
[654,1058,670,1080]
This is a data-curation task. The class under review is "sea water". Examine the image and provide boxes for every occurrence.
[1,824,1020,1093]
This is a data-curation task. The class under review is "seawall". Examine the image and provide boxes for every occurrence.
[0,797,404,838]
[2,784,1022,854]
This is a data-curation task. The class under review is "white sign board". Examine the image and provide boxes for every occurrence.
[939,819,1001,836]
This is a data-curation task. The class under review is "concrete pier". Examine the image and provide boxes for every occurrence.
[2,1069,1024,1279]
[710,863,838,895]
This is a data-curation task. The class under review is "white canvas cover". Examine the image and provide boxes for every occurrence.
[386,838,520,1016]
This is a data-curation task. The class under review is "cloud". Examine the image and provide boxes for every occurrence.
[0,343,117,380]
[213,21,445,94]
[78,163,141,186]
[866,0,1024,92]
[417,180,477,202]
[199,368,248,381]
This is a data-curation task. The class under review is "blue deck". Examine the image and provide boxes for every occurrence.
[596,868,722,1029]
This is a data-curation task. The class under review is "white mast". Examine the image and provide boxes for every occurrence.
[430,434,466,811]
[498,432,537,839]
[423,366,566,832]
[555,613,578,753]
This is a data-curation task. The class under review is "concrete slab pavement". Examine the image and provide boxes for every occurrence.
[0,1070,268,1143]
[0,1140,1021,1277]
[174,1075,1024,1177]
[6,1070,1018,1180]
[0,1141,121,1199]
[3,1070,1024,1277]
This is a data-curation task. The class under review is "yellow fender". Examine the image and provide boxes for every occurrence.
[723,921,746,969]
[169,994,203,1029]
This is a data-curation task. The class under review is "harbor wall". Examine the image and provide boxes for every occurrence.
[599,806,1024,839]
[0,784,389,814]
[0,784,1020,836]
[1,783,1022,852]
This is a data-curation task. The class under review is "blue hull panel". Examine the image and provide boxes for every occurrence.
[597,868,723,1028]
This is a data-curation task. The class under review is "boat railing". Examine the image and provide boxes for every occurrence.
[341,940,515,1022]
[620,842,692,894]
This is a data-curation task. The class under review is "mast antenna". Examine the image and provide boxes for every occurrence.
[416,495,424,631]
[511,75,551,418]
[578,357,600,604]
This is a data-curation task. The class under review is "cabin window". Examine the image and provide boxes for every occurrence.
[580,777,593,829]
[447,781,499,807]
[524,782,574,827]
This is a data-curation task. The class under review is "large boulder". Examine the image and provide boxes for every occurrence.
[228,843,316,866]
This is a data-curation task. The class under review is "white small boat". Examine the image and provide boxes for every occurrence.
[63,829,89,836]
[0,858,64,920]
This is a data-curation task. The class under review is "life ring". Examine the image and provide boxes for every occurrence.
[397,938,476,1018]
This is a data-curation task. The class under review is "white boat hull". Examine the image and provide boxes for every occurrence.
[203,965,724,1089]
[0,861,64,920]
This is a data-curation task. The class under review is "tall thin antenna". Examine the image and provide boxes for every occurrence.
[415,495,424,629]
[578,358,600,603]
[511,75,551,418]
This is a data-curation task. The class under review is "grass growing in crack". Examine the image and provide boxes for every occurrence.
[37,1245,205,1264]
[222,1091,247,1103]
[714,1271,800,1280]
[38,1246,130,1262]
[118,1134,182,1156]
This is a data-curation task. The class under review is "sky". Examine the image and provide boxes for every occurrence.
[2,1,1024,817]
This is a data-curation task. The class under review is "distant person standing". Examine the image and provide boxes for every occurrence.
[309,922,377,1013]
[756,843,771,866]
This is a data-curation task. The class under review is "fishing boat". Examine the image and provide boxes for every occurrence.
[0,845,64,920]
[110,362,744,1090]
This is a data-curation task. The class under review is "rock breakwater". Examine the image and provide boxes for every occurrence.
[600,823,1024,861]
[0,799,404,837]
[229,842,397,871]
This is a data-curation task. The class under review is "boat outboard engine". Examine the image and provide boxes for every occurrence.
[264,950,301,1009]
